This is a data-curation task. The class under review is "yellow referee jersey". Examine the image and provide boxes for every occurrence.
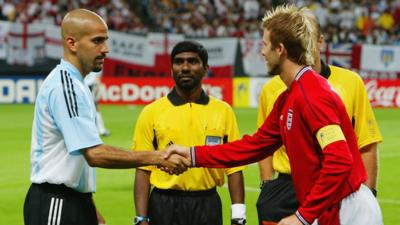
[257,63,383,174]
[132,89,245,191]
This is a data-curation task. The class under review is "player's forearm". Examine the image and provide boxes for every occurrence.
[134,169,151,216]
[360,143,378,189]
[258,156,275,181]
[83,145,163,168]
[195,133,280,168]
[227,172,245,204]
[91,198,106,225]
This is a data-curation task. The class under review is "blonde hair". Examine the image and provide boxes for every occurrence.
[262,4,318,66]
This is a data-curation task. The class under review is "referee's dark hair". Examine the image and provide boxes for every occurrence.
[171,40,208,67]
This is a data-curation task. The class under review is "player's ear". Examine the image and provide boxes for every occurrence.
[203,64,209,71]
[276,43,285,56]
[201,64,209,79]
[65,36,78,53]
[318,35,324,49]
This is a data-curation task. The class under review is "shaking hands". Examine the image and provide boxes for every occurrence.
[157,145,192,175]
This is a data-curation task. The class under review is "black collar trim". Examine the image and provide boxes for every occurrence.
[167,88,210,106]
[320,60,331,79]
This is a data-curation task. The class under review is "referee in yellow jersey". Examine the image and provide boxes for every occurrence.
[132,41,246,225]
[256,13,382,225]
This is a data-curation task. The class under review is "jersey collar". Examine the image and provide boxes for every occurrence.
[294,66,312,81]
[319,60,331,79]
[167,87,210,106]
[60,59,84,82]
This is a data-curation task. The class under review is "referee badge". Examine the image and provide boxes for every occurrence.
[287,109,293,130]
[205,136,222,146]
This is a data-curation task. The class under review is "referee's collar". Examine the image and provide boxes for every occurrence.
[60,59,84,82]
[167,87,210,106]
[319,60,331,79]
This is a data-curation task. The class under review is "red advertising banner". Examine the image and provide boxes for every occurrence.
[364,79,400,108]
[98,77,233,105]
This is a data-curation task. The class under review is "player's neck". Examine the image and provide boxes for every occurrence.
[280,60,305,88]
[312,58,322,74]
[175,86,202,102]
[63,54,88,77]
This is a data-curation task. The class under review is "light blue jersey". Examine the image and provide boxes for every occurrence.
[30,59,103,193]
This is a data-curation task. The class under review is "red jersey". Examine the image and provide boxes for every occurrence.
[194,67,366,224]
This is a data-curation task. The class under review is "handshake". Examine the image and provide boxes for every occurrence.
[156,145,192,175]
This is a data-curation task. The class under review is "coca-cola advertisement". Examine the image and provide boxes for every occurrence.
[364,79,400,108]
[98,77,233,105]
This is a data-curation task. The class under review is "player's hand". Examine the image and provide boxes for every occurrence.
[96,209,106,225]
[278,214,302,225]
[157,151,190,175]
[163,144,191,161]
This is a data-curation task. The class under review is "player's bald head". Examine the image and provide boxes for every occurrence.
[61,9,107,40]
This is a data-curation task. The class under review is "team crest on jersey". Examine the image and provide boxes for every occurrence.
[206,136,221,146]
[287,109,293,130]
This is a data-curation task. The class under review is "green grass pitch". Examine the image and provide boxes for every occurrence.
[0,105,399,225]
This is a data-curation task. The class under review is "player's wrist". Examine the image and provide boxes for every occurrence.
[295,210,310,225]
[133,215,149,225]
[231,203,246,224]
[153,151,164,166]
[259,179,272,189]
[370,188,377,197]
[190,146,196,167]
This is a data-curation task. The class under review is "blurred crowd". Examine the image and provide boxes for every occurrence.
[1,0,400,45]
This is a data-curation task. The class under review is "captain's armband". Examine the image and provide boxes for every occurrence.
[316,125,345,149]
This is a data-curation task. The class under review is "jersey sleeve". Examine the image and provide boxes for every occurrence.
[224,106,245,175]
[131,106,156,171]
[352,76,383,149]
[48,85,102,154]
[195,98,283,168]
[297,93,354,223]
[257,84,269,128]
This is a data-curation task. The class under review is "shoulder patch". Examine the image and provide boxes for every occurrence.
[205,136,222,146]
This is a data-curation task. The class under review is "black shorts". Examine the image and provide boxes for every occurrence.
[256,174,299,224]
[148,187,222,225]
[24,183,97,225]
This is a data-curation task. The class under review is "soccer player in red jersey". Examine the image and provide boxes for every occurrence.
[164,5,382,225]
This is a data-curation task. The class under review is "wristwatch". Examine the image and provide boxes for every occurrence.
[231,218,246,225]
[134,216,150,225]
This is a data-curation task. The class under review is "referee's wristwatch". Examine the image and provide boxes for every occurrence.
[134,216,149,225]
[231,218,246,225]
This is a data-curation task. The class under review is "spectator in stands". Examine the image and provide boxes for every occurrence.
[0,0,399,44]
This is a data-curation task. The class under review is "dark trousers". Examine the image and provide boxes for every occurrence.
[148,187,222,225]
[24,183,97,225]
[256,174,299,224]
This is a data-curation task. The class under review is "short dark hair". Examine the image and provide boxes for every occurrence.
[171,40,208,66]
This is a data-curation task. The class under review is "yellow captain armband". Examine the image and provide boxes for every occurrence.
[316,125,346,149]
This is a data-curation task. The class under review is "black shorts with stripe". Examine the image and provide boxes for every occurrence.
[24,183,97,225]
[148,187,222,225]
[256,174,299,224]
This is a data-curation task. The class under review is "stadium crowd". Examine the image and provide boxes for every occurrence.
[1,0,400,44]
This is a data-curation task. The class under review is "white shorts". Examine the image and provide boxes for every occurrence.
[312,184,383,225]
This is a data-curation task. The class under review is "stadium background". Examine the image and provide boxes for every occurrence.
[1,0,400,224]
